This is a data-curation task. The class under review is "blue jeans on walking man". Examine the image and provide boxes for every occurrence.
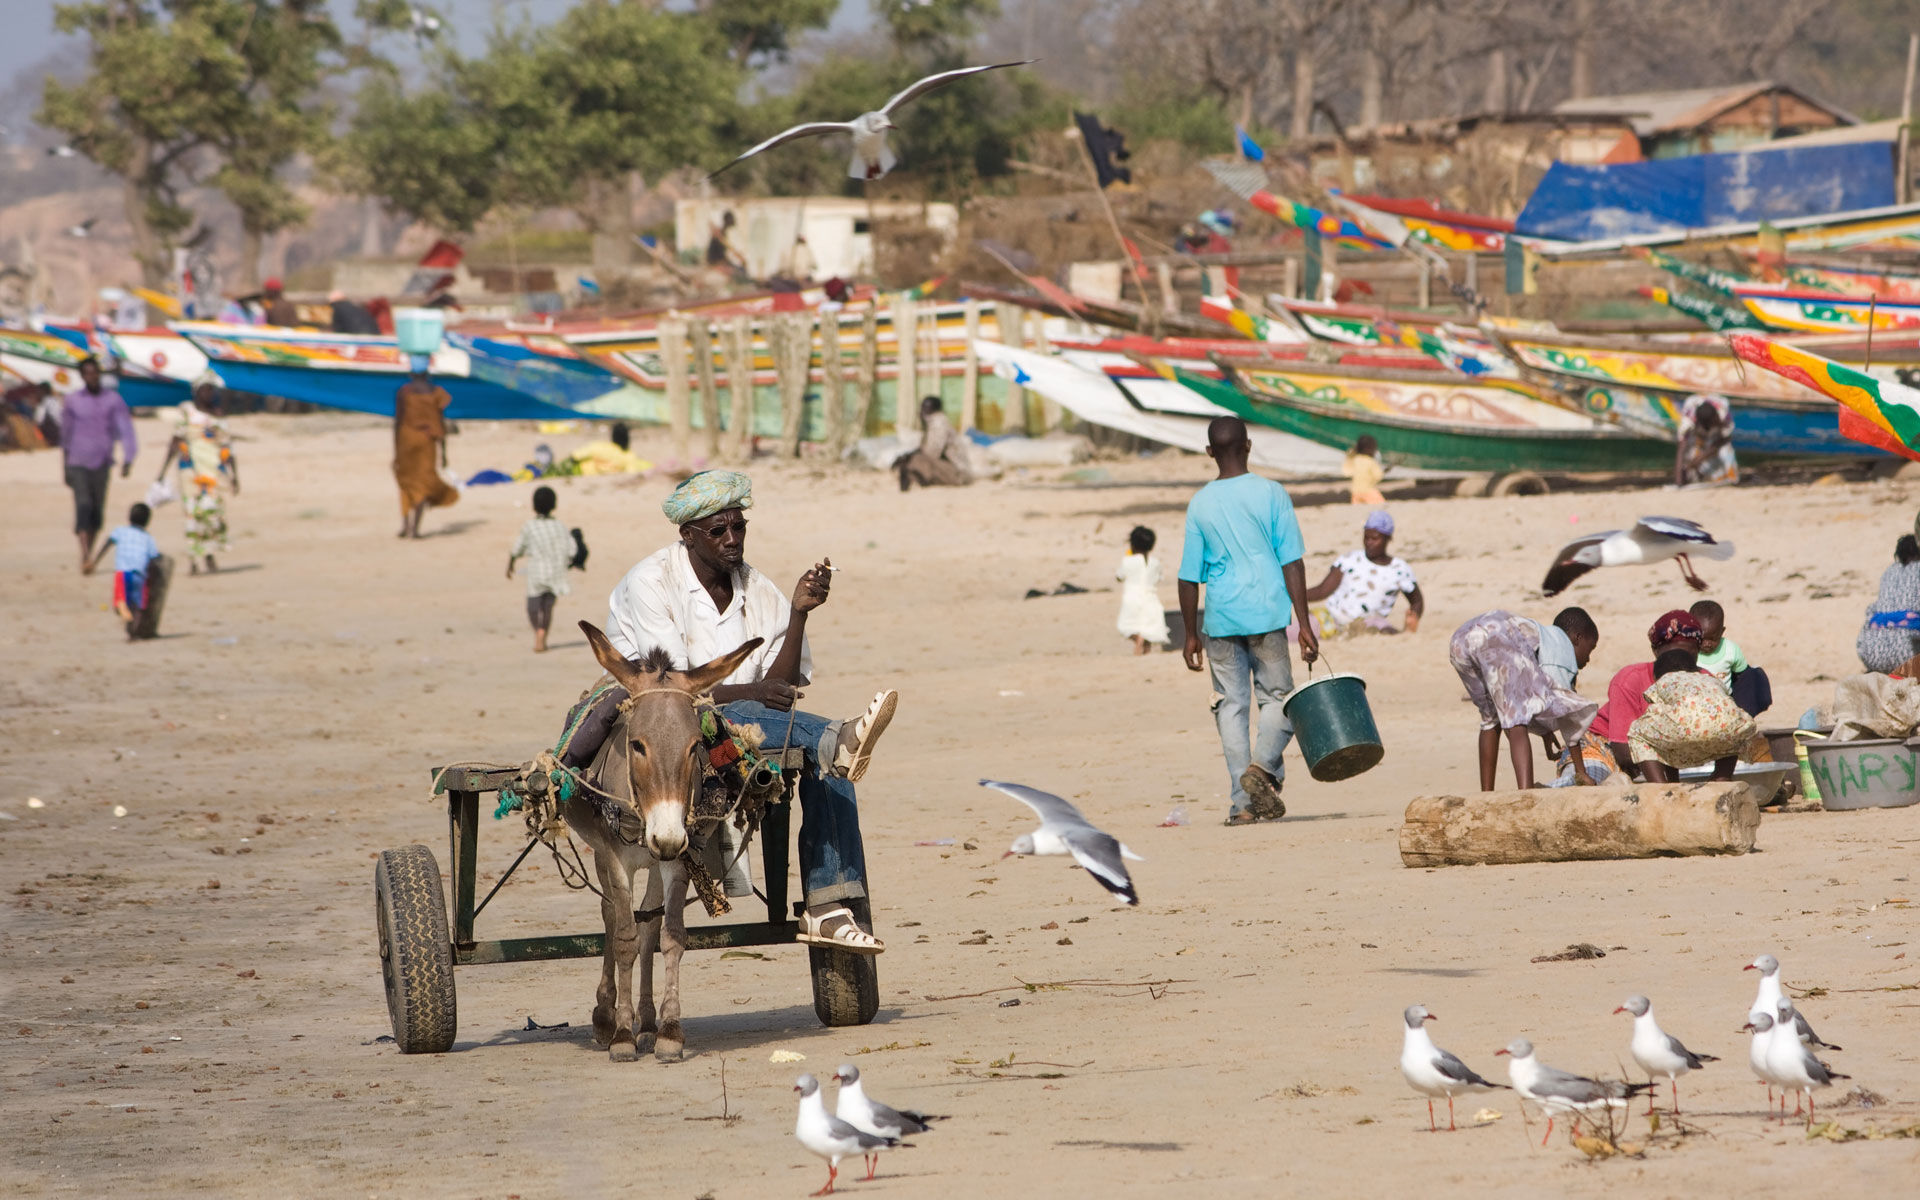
[1207,630,1296,815]
[720,700,867,906]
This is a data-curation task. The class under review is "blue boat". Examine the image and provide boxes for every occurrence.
[175,322,619,421]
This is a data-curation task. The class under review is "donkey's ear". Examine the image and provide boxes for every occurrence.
[581,621,646,691]
[678,636,765,696]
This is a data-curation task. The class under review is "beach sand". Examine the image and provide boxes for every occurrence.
[3,415,1917,1197]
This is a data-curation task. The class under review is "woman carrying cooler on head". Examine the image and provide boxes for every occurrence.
[1448,607,1601,790]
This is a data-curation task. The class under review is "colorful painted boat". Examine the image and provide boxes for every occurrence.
[1345,195,1510,252]
[174,323,606,420]
[1760,259,1920,302]
[1202,160,1394,252]
[1176,367,1672,474]
[974,341,1347,476]
[1729,334,1920,460]
[1730,282,1920,333]
[1527,200,1920,258]
[1485,326,1892,457]
[1229,357,1637,434]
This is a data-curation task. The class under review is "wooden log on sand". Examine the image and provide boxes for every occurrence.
[1398,782,1762,868]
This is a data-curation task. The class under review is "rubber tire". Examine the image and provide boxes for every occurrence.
[1488,471,1548,497]
[808,896,880,1027]
[1452,473,1493,498]
[374,845,458,1054]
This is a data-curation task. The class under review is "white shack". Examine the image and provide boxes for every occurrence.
[674,196,959,281]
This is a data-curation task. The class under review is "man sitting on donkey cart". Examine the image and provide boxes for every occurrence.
[558,470,898,956]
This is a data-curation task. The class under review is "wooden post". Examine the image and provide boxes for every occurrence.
[960,299,980,432]
[1071,128,1156,334]
[995,300,1026,434]
[660,317,691,465]
[1156,261,1177,315]
[853,306,879,440]
[921,305,942,416]
[1417,258,1432,309]
[1398,782,1762,867]
[1030,310,1057,433]
[892,295,918,435]
[821,308,847,451]
[772,311,812,456]
[1901,32,1919,205]
[1282,256,1300,300]
[1464,251,1479,300]
[1322,236,1340,301]
[689,319,721,460]
[723,315,753,462]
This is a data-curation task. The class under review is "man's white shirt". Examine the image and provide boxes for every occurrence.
[605,542,810,686]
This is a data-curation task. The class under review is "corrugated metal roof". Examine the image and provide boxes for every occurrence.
[1549,82,1855,136]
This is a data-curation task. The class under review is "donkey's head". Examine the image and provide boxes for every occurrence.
[581,621,763,861]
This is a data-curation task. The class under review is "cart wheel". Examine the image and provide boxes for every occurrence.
[809,896,879,1027]
[373,844,457,1053]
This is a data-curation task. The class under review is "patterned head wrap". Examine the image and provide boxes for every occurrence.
[1647,609,1704,649]
[662,469,753,525]
[1363,509,1394,536]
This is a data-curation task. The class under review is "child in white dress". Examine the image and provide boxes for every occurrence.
[1116,525,1170,654]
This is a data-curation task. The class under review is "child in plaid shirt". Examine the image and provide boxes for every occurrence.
[507,486,579,652]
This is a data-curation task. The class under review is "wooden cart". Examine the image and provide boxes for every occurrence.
[372,752,879,1053]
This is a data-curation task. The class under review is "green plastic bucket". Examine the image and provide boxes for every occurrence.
[1283,673,1384,782]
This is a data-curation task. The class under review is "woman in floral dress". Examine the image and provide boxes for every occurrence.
[159,375,239,574]
[1626,649,1757,782]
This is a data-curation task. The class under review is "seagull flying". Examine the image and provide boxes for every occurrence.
[1497,1038,1654,1147]
[1542,515,1734,596]
[710,61,1035,181]
[1398,1005,1508,1132]
[981,779,1142,905]
[408,7,442,38]
[64,218,97,239]
[794,1074,899,1196]
[833,1064,944,1181]
[1745,954,1840,1051]
[1615,994,1717,1114]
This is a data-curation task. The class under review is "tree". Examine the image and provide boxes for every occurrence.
[698,0,839,67]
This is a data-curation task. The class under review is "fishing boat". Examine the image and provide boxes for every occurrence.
[1176,365,1672,474]
[1728,282,1920,333]
[0,326,190,408]
[973,341,1346,475]
[174,323,613,420]
[1525,199,1920,259]
[1729,333,1920,461]
[1482,325,1899,457]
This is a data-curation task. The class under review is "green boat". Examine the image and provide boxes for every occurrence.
[1175,368,1675,474]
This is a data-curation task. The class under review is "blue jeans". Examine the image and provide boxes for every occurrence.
[720,701,867,905]
[1206,631,1296,813]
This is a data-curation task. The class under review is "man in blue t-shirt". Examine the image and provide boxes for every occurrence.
[1177,417,1319,824]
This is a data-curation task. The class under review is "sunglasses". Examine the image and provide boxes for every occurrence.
[694,518,748,539]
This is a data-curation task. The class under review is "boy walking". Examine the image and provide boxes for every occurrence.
[1177,417,1319,825]
[507,485,577,652]
[87,502,163,639]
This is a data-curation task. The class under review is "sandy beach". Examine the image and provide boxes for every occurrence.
[3,415,1917,1198]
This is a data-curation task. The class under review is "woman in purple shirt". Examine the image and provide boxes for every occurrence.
[59,356,136,569]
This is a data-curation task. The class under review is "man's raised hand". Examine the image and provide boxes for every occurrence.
[793,558,833,613]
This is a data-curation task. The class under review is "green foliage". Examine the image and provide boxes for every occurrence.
[344,1,741,230]
[699,0,839,66]
[875,0,999,51]
[1106,90,1237,157]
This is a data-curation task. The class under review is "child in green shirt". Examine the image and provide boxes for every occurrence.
[1690,600,1747,691]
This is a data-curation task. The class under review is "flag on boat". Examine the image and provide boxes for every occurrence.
[402,239,465,297]
[1235,125,1266,163]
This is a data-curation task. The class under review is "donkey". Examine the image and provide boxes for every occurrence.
[568,620,762,1062]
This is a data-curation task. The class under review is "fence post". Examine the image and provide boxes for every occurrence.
[660,317,691,465]
[723,314,753,462]
[821,307,847,451]
[891,295,918,434]
[853,306,879,441]
[995,300,1025,435]
[960,299,980,432]
[690,319,720,460]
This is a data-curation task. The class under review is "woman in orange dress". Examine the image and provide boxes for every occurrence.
[392,365,458,538]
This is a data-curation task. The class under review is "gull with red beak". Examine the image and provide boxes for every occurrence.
[1398,1005,1508,1131]
[983,779,1141,905]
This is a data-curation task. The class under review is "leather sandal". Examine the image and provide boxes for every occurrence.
[795,905,884,955]
[832,690,898,783]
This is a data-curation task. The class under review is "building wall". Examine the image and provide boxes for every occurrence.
[674,197,958,281]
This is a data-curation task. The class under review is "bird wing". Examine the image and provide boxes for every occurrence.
[880,60,1036,115]
[979,779,1094,831]
[1432,1048,1505,1089]
[1794,1009,1840,1050]
[1541,534,1608,596]
[1634,515,1716,545]
[1061,826,1140,905]
[1530,1064,1622,1104]
[709,122,856,178]
[864,1098,934,1136]
[825,1110,895,1148]
[1664,1032,1709,1070]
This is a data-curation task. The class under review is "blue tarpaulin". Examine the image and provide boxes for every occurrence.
[1514,141,1896,242]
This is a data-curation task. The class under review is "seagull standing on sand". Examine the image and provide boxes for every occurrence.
[1752,1008,1851,1126]
[1397,1005,1508,1132]
[981,779,1142,905]
[1745,954,1841,1050]
[1615,994,1718,1114]
[794,1074,899,1196]
[710,61,1034,181]
[1542,516,1734,596]
[833,1064,944,1180]
[1496,1039,1654,1147]
[1744,1008,1787,1110]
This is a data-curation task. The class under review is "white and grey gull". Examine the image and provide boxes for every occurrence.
[1397,1005,1508,1131]
[793,1073,901,1196]
[1543,515,1734,596]
[1497,1038,1654,1147]
[1615,994,1718,1114]
[1745,954,1841,1051]
[980,779,1142,905]
[711,61,1034,181]
[833,1063,945,1180]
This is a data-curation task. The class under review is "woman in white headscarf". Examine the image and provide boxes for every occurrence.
[158,372,240,573]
